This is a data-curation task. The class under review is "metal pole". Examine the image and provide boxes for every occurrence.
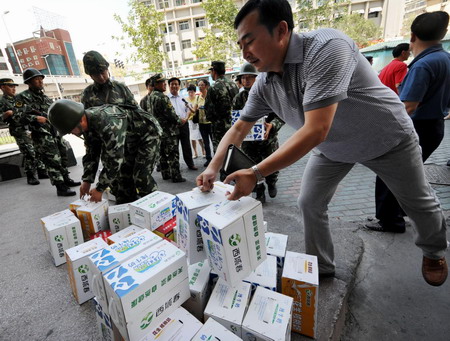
[1,11,23,73]
[42,55,63,99]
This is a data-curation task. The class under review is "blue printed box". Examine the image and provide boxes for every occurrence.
[232,110,265,141]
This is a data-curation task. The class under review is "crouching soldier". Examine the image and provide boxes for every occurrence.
[48,99,161,204]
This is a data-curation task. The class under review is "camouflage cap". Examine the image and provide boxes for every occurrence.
[83,50,110,75]
[151,73,166,86]
[0,78,18,86]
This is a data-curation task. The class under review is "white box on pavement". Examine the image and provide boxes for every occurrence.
[129,191,176,230]
[243,255,277,293]
[89,229,162,312]
[204,278,251,337]
[93,297,122,341]
[232,110,265,141]
[192,317,243,341]
[66,238,108,304]
[175,182,230,264]
[77,199,109,237]
[139,307,203,341]
[198,196,266,286]
[281,251,319,339]
[109,204,132,233]
[40,209,75,241]
[69,198,88,216]
[107,225,144,245]
[242,287,293,341]
[265,232,288,270]
[182,260,211,321]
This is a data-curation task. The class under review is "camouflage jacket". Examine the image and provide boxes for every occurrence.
[15,89,54,136]
[140,93,150,112]
[81,80,138,109]
[1,94,19,127]
[232,88,284,143]
[147,89,181,138]
[205,75,239,124]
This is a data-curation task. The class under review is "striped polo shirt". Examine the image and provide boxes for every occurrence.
[240,28,414,163]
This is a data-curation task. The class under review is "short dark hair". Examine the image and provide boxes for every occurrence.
[392,43,410,58]
[197,79,209,86]
[145,78,152,88]
[365,55,373,62]
[211,63,225,75]
[168,77,181,85]
[234,0,294,34]
[187,83,196,92]
[411,11,449,41]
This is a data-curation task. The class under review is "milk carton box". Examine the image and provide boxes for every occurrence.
[93,297,123,341]
[192,318,243,341]
[232,110,265,141]
[89,229,162,311]
[107,225,144,245]
[109,204,131,233]
[243,255,277,293]
[281,252,319,339]
[182,260,211,321]
[242,287,293,341]
[40,209,75,241]
[176,183,230,264]
[104,241,189,341]
[66,238,108,304]
[77,199,109,237]
[204,278,251,337]
[139,307,203,341]
[154,216,176,241]
[69,198,88,216]
[129,191,176,230]
[197,196,266,286]
[265,233,288,270]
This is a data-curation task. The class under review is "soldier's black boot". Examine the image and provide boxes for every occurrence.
[56,183,76,196]
[255,184,266,204]
[37,169,49,179]
[64,176,81,187]
[268,183,278,198]
[26,172,40,185]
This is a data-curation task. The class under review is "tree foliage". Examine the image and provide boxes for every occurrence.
[334,14,382,48]
[113,0,165,72]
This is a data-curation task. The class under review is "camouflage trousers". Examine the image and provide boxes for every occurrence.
[31,131,69,185]
[113,135,161,204]
[10,126,45,174]
[159,135,183,181]
[242,138,280,187]
[211,121,231,153]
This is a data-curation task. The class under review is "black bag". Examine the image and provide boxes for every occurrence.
[221,144,255,176]
[192,109,200,124]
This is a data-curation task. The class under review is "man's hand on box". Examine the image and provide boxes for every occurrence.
[80,181,91,198]
[224,168,255,200]
[89,188,103,202]
[196,168,217,192]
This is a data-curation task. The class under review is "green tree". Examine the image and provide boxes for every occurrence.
[193,0,240,64]
[113,0,165,72]
[334,13,382,48]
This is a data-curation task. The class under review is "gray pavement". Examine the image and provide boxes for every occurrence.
[1,123,450,340]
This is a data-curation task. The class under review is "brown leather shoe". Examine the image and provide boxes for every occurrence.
[422,256,448,287]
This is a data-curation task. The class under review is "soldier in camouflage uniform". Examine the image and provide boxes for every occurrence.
[232,63,284,203]
[139,76,154,112]
[0,78,46,185]
[147,74,186,183]
[204,61,239,152]
[15,69,80,196]
[48,99,162,204]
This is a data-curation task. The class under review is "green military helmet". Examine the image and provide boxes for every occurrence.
[83,50,110,75]
[48,99,85,135]
[238,62,258,76]
[23,68,45,84]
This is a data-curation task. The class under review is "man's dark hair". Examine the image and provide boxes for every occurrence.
[234,0,294,34]
[365,55,373,63]
[392,43,410,58]
[198,79,209,87]
[145,78,152,88]
[187,83,196,91]
[168,77,181,85]
[411,11,449,41]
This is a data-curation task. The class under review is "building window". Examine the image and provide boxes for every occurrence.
[49,42,55,49]
[158,0,169,9]
[175,0,186,5]
[57,45,61,51]
[33,55,38,60]
[23,48,28,55]
[19,59,24,63]
[17,50,22,56]
[195,18,206,28]
[0,62,8,71]
[184,58,193,63]
[368,11,379,18]
[26,57,32,62]
[28,62,33,67]
[30,46,36,52]
[168,61,179,68]
[35,61,40,65]
[165,42,176,51]
[181,39,191,49]
[163,23,173,34]
[192,0,202,3]
[179,21,189,31]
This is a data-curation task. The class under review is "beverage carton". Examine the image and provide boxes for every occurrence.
[77,199,109,238]
[66,238,108,304]
[129,191,176,230]
[109,204,131,233]
[281,252,319,339]
[89,229,162,312]
[93,297,123,341]
[203,278,251,337]
[265,232,288,271]
[107,225,144,245]
[104,241,189,341]
[139,307,203,341]
[182,260,211,321]
[242,287,293,341]
[40,209,75,241]
[192,317,243,341]
[154,216,176,241]
[197,196,266,286]
[175,183,230,264]
[232,110,265,141]
[69,198,88,216]
[243,255,277,294]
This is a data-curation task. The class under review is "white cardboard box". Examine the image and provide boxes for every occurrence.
[175,183,230,264]
[139,307,203,341]
[182,260,211,321]
[129,191,176,231]
[66,238,108,304]
[204,278,251,337]
[107,225,144,245]
[243,254,277,293]
[197,196,266,286]
[232,110,265,141]
[77,199,109,237]
[89,229,162,312]
[93,297,122,341]
[40,209,75,241]
[109,204,131,234]
[192,317,243,341]
[242,287,293,341]
[281,252,319,339]
[69,198,88,216]
[265,232,288,270]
